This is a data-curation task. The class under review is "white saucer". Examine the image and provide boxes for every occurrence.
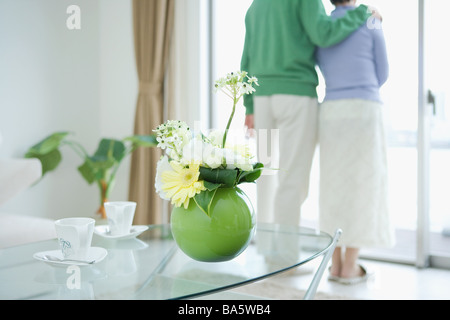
[94,225,148,240]
[33,247,108,267]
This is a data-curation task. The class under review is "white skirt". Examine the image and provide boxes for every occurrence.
[319,99,394,248]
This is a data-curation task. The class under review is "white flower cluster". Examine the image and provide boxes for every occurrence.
[154,121,254,172]
[154,120,191,159]
[214,70,259,96]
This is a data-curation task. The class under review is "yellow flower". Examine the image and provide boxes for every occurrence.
[161,161,205,209]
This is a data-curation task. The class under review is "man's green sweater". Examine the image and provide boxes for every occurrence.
[240,0,371,114]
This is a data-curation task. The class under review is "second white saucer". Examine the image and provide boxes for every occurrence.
[94,225,148,240]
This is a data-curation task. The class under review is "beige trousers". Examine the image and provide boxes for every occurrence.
[254,95,318,226]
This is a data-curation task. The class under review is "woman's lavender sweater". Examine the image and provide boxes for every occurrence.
[316,6,389,103]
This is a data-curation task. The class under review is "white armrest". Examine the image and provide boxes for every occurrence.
[0,158,42,207]
[0,214,56,248]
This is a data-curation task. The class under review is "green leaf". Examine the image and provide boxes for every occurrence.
[25,132,69,177]
[27,148,62,177]
[124,135,157,148]
[199,167,238,187]
[88,155,115,170]
[203,181,221,191]
[193,189,218,217]
[237,162,264,184]
[77,161,96,184]
[94,139,125,163]
[77,153,117,184]
[25,132,70,156]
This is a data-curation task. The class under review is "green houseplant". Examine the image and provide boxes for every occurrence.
[25,132,156,218]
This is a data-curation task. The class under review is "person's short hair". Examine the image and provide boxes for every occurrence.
[330,0,352,4]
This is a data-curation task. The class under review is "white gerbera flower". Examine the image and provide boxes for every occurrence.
[154,155,172,200]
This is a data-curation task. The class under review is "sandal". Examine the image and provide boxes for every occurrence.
[338,264,373,285]
[327,266,341,282]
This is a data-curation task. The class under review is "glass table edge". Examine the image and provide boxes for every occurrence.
[146,223,334,300]
[173,242,334,300]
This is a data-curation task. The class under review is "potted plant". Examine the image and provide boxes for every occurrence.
[25,132,156,218]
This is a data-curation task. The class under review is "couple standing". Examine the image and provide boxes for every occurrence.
[241,0,394,284]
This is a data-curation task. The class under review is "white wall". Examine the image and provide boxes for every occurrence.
[0,0,136,220]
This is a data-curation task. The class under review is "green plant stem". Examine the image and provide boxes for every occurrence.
[97,179,108,218]
[107,144,134,189]
[222,92,243,148]
[62,140,89,159]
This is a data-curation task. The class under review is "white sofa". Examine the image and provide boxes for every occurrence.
[0,157,56,249]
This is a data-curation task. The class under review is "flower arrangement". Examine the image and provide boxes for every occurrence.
[154,71,263,216]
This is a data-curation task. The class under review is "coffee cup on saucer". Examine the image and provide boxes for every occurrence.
[104,201,136,236]
[54,217,95,260]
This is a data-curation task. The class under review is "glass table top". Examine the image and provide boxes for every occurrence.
[0,223,333,300]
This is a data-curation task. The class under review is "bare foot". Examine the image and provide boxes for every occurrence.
[329,265,340,277]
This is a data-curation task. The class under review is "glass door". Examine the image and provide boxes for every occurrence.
[424,0,450,266]
[355,0,450,268]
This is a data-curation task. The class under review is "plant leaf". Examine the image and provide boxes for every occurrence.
[88,155,116,170]
[25,132,69,177]
[94,139,125,163]
[25,132,70,156]
[199,167,238,188]
[237,162,264,184]
[77,161,96,184]
[27,149,62,177]
[124,135,157,148]
[203,181,221,191]
[193,189,217,217]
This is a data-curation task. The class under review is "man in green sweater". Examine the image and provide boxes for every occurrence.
[241,0,376,227]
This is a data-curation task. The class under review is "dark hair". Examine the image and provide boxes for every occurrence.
[330,0,352,4]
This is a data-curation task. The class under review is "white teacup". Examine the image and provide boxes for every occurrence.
[55,217,95,260]
[104,201,136,236]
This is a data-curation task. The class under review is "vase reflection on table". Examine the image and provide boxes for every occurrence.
[154,71,263,262]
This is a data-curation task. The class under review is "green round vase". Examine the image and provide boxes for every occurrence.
[170,187,255,262]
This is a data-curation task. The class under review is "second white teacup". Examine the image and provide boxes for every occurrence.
[55,217,95,260]
[104,201,136,236]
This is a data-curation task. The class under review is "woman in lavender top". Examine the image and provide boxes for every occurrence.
[316,0,394,284]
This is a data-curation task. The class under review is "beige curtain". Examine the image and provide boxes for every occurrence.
[129,0,174,225]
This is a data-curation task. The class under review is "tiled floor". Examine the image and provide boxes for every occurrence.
[203,258,450,300]
[272,258,450,300]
